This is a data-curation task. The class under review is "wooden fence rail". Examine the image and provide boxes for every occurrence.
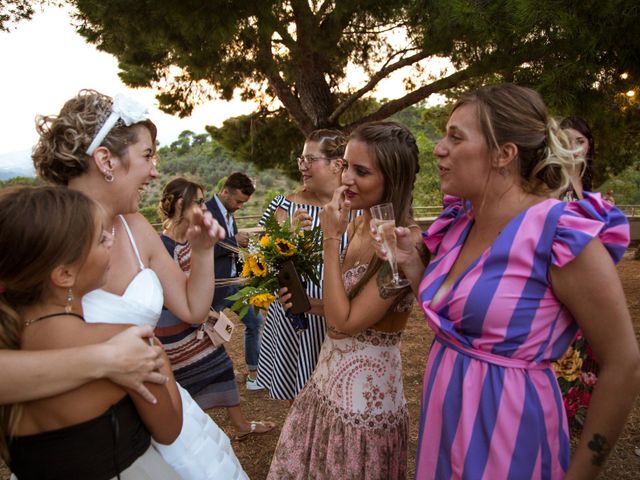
[154,206,640,241]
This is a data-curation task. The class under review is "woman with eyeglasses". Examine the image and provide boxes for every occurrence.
[156,177,275,441]
[256,129,347,401]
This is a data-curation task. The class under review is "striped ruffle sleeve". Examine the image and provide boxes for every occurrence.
[552,192,630,267]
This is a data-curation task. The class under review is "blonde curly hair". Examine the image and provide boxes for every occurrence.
[32,89,157,185]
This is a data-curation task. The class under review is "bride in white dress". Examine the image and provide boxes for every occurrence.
[33,89,248,480]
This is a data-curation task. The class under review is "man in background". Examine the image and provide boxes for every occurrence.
[206,172,264,390]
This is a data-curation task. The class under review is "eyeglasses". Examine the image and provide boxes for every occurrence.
[296,155,328,168]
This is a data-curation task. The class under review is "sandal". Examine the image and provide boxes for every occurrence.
[234,420,276,441]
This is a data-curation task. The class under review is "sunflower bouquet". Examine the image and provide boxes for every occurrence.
[226,213,323,318]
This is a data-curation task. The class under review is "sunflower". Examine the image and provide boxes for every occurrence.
[274,238,296,256]
[249,253,268,277]
[259,234,271,248]
[248,293,276,309]
[240,259,251,278]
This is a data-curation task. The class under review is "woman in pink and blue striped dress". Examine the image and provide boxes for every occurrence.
[381,84,640,479]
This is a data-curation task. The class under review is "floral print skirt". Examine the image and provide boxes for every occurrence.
[267,329,408,480]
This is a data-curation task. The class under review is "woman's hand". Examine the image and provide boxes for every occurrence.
[370,223,427,294]
[278,286,292,312]
[370,224,417,269]
[292,208,312,230]
[102,326,167,404]
[187,208,226,251]
[319,185,350,238]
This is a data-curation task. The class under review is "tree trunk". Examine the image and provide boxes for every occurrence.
[295,55,335,131]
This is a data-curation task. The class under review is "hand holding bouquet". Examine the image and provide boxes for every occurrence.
[227,213,322,318]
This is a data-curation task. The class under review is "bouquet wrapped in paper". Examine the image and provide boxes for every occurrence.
[226,213,322,319]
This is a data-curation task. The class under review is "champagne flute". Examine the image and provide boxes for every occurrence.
[370,202,410,289]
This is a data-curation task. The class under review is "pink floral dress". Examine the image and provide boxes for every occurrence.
[267,264,413,480]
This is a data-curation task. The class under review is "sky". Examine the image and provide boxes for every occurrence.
[0,6,258,162]
[0,5,447,168]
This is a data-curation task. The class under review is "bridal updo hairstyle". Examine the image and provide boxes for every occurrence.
[32,89,157,185]
[452,83,577,196]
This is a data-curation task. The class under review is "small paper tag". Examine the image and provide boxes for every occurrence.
[203,310,235,347]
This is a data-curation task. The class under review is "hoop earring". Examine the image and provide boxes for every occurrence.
[104,170,114,183]
[65,288,74,313]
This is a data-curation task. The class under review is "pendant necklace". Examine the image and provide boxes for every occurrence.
[350,218,368,268]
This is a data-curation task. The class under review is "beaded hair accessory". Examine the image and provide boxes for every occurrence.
[86,94,149,155]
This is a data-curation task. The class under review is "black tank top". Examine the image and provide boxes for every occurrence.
[9,395,150,480]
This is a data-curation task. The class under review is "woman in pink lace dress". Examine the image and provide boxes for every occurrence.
[267,122,424,480]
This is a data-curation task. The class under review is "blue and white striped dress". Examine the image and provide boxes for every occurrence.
[256,195,347,399]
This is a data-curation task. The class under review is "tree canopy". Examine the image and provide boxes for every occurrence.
[4,0,639,179]
[62,1,636,125]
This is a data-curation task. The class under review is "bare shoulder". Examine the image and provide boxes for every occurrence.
[288,189,321,206]
[22,315,128,351]
[121,212,164,260]
[121,212,158,238]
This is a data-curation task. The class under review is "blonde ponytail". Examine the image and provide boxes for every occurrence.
[527,118,582,196]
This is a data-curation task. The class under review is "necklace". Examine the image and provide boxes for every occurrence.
[346,218,370,269]
[25,311,85,327]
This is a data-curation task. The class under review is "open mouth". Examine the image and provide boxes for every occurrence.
[345,190,357,199]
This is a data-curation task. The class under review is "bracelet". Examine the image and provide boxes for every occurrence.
[323,236,341,243]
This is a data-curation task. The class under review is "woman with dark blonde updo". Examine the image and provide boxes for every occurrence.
[32,90,247,479]
[257,129,348,401]
[386,84,638,479]
[156,177,275,439]
[0,186,181,479]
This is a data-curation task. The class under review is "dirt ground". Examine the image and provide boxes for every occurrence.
[1,254,639,479]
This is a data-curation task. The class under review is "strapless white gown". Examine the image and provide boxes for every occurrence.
[83,216,247,480]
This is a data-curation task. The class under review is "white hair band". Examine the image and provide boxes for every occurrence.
[86,94,150,155]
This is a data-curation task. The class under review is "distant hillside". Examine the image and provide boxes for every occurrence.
[140,131,299,227]
[0,150,35,180]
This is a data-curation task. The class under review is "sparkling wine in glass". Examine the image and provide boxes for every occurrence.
[370,202,410,289]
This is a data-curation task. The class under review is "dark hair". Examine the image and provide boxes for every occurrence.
[349,121,420,227]
[347,121,420,299]
[0,186,96,461]
[223,172,255,196]
[158,177,204,230]
[560,116,594,191]
[306,129,347,160]
[453,83,574,195]
[32,89,158,185]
